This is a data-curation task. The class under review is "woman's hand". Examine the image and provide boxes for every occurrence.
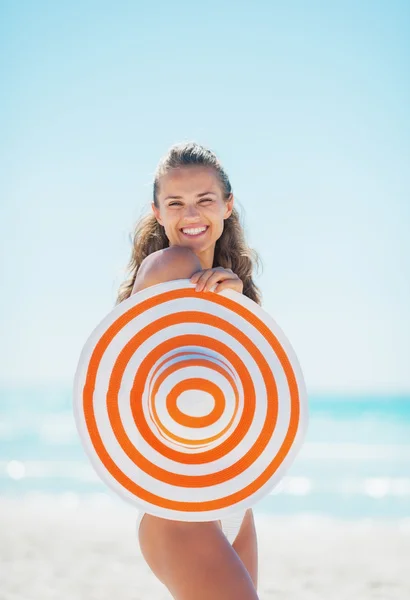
[190,267,244,294]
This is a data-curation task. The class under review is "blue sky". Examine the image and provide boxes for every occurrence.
[1,1,409,392]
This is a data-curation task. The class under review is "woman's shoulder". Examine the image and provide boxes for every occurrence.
[132,247,201,294]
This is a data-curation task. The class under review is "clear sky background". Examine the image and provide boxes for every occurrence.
[1,0,409,393]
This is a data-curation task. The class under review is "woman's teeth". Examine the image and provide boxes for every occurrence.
[181,227,208,236]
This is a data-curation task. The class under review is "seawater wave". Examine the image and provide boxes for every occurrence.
[2,458,410,497]
[0,385,409,518]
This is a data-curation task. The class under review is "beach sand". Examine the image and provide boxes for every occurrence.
[1,496,409,599]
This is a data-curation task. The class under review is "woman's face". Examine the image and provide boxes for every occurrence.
[152,166,234,269]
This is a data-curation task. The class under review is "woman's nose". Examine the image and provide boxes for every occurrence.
[183,205,200,218]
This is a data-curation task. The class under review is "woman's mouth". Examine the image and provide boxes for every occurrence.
[180,226,209,238]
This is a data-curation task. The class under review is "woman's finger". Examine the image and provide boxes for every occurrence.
[192,269,222,290]
[201,272,234,291]
[193,270,214,290]
[190,268,237,292]
[214,279,243,294]
[190,270,206,283]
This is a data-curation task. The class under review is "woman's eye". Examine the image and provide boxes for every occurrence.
[169,199,212,206]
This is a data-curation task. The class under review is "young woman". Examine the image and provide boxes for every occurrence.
[116,142,263,600]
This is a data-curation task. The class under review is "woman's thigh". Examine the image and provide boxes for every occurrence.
[138,514,259,600]
[231,509,258,590]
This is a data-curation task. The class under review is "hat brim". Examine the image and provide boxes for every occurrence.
[73,279,308,521]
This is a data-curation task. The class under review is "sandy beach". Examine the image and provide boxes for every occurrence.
[1,496,409,600]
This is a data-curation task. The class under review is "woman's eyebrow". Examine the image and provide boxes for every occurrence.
[164,191,217,201]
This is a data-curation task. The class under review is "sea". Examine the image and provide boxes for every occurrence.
[1,384,409,521]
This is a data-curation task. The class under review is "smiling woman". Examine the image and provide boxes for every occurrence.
[151,164,234,270]
[116,142,262,306]
[116,141,263,599]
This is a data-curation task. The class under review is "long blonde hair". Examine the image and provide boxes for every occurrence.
[116,142,263,305]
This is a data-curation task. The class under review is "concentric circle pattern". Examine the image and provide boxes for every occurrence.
[73,279,308,521]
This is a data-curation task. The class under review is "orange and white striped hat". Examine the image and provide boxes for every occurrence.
[73,279,308,521]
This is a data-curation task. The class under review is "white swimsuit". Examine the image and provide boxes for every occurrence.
[136,509,247,545]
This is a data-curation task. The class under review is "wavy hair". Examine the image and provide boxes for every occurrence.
[116,142,263,305]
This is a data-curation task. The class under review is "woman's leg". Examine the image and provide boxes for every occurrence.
[138,514,259,600]
[232,509,258,590]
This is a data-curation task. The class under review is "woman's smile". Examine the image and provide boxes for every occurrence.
[180,225,209,238]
